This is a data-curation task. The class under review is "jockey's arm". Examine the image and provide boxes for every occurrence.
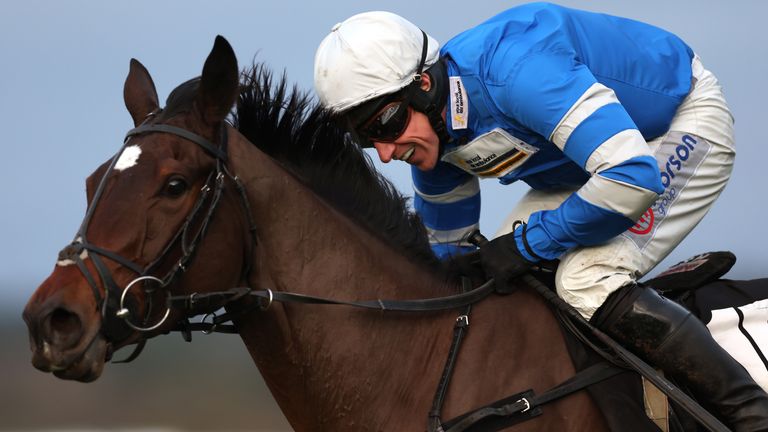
[498,51,664,261]
[413,163,480,260]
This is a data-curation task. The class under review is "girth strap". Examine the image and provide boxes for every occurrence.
[441,362,625,432]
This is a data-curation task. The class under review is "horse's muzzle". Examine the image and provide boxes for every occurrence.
[23,274,109,382]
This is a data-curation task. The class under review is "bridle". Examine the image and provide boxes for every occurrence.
[57,110,257,361]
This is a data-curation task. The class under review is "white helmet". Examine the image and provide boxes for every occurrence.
[314,11,441,113]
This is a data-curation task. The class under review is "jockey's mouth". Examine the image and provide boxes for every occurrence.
[397,145,416,163]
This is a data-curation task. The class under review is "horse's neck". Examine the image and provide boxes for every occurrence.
[228,135,456,430]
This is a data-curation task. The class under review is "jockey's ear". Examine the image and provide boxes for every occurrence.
[197,35,239,126]
[420,72,432,92]
[123,59,160,127]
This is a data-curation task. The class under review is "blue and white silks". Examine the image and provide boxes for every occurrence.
[414,3,694,260]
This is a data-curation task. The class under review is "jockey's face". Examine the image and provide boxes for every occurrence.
[371,75,440,171]
[372,109,440,171]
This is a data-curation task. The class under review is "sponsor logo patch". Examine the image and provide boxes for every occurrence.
[441,128,538,178]
[625,133,712,250]
[449,76,468,130]
[629,208,654,235]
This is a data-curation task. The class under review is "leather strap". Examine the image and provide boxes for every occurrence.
[126,124,226,160]
[428,278,473,432]
[442,362,625,432]
[168,280,496,314]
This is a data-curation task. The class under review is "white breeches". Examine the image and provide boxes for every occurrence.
[496,56,735,319]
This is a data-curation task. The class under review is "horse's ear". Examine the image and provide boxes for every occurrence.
[124,59,160,126]
[198,35,239,125]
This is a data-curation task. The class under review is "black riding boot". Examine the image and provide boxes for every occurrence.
[591,283,768,432]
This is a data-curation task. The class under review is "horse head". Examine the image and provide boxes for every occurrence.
[22,36,249,382]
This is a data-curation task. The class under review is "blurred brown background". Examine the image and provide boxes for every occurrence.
[2,306,292,431]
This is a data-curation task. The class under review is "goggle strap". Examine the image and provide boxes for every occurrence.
[411,30,429,85]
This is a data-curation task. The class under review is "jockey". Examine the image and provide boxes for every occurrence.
[313,4,768,431]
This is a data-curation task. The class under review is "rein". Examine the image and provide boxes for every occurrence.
[160,280,498,338]
[167,280,496,325]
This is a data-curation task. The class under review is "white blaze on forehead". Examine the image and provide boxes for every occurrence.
[115,145,142,171]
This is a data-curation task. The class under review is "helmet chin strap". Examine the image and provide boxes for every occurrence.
[410,58,451,144]
[405,31,451,144]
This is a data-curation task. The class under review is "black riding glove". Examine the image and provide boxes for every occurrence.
[479,231,534,287]
[449,250,485,280]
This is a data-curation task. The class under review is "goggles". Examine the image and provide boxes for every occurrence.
[357,99,412,143]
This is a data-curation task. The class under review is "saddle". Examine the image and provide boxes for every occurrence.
[645,251,736,308]
[645,251,768,323]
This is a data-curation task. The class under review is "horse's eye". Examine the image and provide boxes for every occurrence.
[164,177,188,197]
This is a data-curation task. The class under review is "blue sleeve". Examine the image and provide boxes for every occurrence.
[432,244,477,261]
[412,161,481,252]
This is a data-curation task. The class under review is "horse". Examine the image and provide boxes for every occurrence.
[23,36,629,431]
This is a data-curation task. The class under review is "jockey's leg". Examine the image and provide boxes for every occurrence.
[591,283,768,431]
[495,56,768,430]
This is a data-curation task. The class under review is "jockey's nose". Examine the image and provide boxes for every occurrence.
[373,142,397,163]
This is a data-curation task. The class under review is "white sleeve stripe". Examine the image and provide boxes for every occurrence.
[585,129,652,174]
[577,174,659,220]
[426,224,479,245]
[414,177,480,204]
[549,83,620,149]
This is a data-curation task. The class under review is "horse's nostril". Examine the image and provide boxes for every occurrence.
[45,308,84,348]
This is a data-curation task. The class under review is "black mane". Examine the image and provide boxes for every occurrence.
[231,64,443,272]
